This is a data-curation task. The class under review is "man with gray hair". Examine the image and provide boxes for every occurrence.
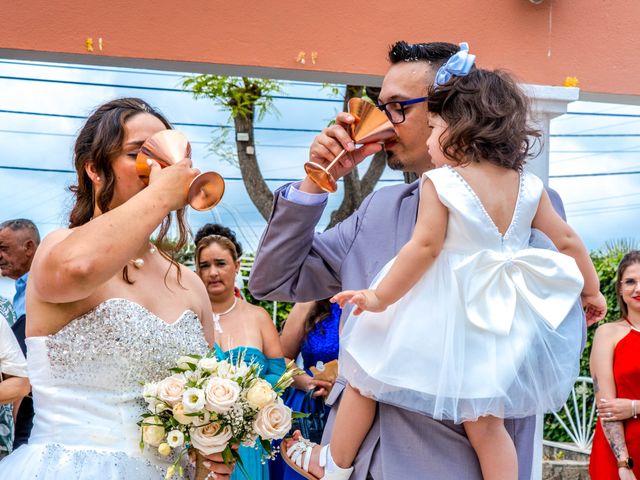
[0,218,40,448]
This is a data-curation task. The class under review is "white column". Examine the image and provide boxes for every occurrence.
[523,85,580,185]
[521,85,579,480]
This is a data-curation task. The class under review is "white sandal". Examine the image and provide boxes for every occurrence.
[281,438,354,480]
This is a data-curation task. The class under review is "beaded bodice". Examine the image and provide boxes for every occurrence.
[25,298,209,453]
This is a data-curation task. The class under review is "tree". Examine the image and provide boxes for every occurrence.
[182,76,388,228]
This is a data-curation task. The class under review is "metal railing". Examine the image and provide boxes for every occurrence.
[542,376,597,454]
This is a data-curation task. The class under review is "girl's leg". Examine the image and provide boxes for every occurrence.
[464,416,518,480]
[329,384,377,468]
[288,383,376,478]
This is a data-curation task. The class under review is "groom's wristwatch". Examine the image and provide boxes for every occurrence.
[617,457,634,469]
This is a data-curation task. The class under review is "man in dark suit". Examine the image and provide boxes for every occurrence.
[0,218,40,448]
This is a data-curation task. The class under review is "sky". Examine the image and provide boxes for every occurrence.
[1,59,639,298]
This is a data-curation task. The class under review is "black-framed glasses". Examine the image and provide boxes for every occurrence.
[376,97,428,124]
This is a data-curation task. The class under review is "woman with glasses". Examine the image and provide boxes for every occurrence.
[590,251,640,479]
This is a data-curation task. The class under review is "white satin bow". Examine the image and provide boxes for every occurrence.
[454,248,584,336]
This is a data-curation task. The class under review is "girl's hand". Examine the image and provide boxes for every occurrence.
[147,157,200,211]
[598,398,636,421]
[582,291,607,326]
[331,289,386,315]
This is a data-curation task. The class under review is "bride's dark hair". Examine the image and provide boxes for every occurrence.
[68,97,189,283]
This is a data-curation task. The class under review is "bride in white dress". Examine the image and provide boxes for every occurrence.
[0,98,230,479]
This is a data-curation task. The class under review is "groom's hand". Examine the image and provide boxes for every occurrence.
[301,112,382,194]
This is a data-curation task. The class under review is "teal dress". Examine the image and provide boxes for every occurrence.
[214,345,286,480]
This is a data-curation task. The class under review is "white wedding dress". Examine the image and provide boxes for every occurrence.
[341,166,585,423]
[0,298,209,479]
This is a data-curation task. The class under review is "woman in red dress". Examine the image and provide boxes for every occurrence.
[590,251,640,479]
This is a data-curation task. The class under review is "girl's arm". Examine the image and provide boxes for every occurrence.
[532,190,606,324]
[333,178,448,314]
[590,325,633,472]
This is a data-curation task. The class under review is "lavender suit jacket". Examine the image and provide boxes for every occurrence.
[249,180,582,480]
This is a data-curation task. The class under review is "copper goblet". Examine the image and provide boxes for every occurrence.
[304,97,396,193]
[136,130,225,211]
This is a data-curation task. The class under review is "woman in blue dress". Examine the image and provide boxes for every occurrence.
[195,224,286,480]
[271,300,340,479]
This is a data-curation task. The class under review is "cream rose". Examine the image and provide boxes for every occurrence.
[172,402,193,425]
[198,357,218,372]
[141,416,165,446]
[157,374,187,406]
[203,378,241,414]
[190,423,233,455]
[191,410,211,427]
[253,400,292,440]
[246,379,276,409]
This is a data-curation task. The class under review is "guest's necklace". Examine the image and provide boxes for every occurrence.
[212,297,238,334]
[130,243,157,269]
[624,317,640,333]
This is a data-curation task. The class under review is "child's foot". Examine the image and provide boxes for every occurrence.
[282,431,354,480]
[283,431,325,478]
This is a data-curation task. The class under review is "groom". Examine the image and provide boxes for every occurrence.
[249,41,578,479]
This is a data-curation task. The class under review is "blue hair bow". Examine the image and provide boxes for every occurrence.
[434,42,476,87]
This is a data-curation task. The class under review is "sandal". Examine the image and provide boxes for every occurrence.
[281,437,354,480]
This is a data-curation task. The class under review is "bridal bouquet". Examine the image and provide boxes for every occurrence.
[138,350,299,479]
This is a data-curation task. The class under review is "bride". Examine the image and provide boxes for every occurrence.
[0,98,232,479]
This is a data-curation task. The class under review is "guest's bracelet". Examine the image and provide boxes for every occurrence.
[633,400,637,419]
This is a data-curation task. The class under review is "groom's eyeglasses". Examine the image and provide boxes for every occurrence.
[376,97,428,124]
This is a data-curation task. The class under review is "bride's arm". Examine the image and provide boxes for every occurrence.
[31,160,197,304]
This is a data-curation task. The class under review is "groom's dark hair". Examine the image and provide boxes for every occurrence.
[388,41,460,69]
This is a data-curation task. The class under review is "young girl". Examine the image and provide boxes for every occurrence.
[283,44,607,480]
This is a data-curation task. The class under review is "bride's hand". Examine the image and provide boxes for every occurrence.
[147,157,200,211]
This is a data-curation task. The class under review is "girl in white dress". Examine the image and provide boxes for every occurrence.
[283,45,607,480]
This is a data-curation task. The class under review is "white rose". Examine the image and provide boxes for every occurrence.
[157,374,187,406]
[215,361,235,379]
[234,362,250,379]
[172,402,193,425]
[203,378,241,414]
[182,388,206,413]
[190,423,233,455]
[246,379,276,409]
[166,429,185,448]
[191,410,211,427]
[177,355,200,370]
[143,382,160,410]
[141,416,166,446]
[253,400,292,440]
[198,357,218,372]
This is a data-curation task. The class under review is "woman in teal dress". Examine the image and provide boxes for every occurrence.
[195,224,285,480]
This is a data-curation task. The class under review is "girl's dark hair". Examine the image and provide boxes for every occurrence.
[303,299,333,339]
[616,250,640,319]
[194,224,243,258]
[68,97,189,283]
[427,69,541,171]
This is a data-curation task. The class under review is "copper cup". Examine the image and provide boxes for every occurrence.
[136,130,225,211]
[304,97,396,193]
